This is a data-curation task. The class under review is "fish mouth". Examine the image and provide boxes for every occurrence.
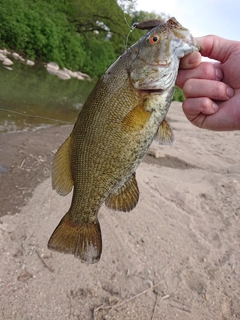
[139,88,164,94]
[137,70,174,94]
[146,61,171,68]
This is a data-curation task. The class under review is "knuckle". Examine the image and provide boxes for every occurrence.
[200,62,215,79]
[213,82,227,99]
[182,79,195,97]
[199,98,212,113]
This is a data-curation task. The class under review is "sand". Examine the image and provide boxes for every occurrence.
[0,102,239,320]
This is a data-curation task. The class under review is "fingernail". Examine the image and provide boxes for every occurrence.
[213,103,219,112]
[215,68,223,80]
[227,87,234,98]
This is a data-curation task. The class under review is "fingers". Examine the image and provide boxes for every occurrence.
[182,97,219,118]
[177,34,236,88]
[196,35,235,62]
[182,97,221,130]
[179,51,201,69]
[176,35,240,131]
[176,62,223,89]
[182,96,240,131]
[183,79,234,100]
[182,78,234,129]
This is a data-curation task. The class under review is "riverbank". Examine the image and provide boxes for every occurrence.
[0,102,240,319]
[0,48,91,81]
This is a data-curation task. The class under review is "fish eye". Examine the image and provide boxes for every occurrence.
[149,35,159,44]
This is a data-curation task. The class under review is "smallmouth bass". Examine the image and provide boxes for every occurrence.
[48,18,199,263]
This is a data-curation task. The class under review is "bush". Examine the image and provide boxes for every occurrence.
[0,0,173,78]
[173,86,185,102]
[81,37,116,77]
[0,0,119,76]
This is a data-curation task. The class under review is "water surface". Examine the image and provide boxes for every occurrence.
[0,60,96,133]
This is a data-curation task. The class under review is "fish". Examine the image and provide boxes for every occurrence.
[133,19,164,30]
[48,17,199,264]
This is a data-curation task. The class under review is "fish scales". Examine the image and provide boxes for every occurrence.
[48,17,199,263]
[71,58,142,200]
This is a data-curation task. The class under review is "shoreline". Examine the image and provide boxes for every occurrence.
[0,48,91,81]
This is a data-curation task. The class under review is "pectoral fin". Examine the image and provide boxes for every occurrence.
[52,135,74,196]
[122,103,151,132]
[105,173,139,212]
[154,119,175,145]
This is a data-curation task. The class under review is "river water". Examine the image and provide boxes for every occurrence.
[0,60,96,134]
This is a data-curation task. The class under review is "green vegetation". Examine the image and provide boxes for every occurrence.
[0,0,163,75]
[173,86,185,102]
[0,0,184,101]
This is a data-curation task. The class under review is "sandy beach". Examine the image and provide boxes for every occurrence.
[0,101,239,320]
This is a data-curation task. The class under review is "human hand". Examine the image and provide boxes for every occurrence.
[176,35,240,130]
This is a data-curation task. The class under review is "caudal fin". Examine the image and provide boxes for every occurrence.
[48,212,102,264]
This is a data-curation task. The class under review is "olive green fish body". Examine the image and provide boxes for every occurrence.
[48,18,199,263]
[70,56,173,210]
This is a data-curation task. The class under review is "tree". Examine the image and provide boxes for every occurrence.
[0,0,172,79]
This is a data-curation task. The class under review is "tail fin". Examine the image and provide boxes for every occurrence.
[48,212,102,264]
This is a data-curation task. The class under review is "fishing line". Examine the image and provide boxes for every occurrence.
[0,108,73,125]
[123,11,131,29]
[124,12,137,49]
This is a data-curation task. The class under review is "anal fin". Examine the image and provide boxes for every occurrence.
[105,173,139,212]
[154,119,175,145]
[52,135,74,196]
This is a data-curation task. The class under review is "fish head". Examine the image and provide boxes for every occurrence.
[128,17,200,93]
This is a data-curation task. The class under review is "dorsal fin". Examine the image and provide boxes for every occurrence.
[154,119,175,145]
[52,135,74,196]
[105,173,139,212]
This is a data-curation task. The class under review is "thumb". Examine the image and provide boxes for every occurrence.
[196,35,236,62]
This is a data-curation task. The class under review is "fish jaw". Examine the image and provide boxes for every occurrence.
[128,17,199,92]
[131,55,179,92]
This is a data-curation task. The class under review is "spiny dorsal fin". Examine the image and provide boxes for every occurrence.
[105,173,139,212]
[52,135,74,196]
[154,119,175,145]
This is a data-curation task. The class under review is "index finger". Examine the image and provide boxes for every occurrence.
[196,35,237,62]
[179,51,201,69]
